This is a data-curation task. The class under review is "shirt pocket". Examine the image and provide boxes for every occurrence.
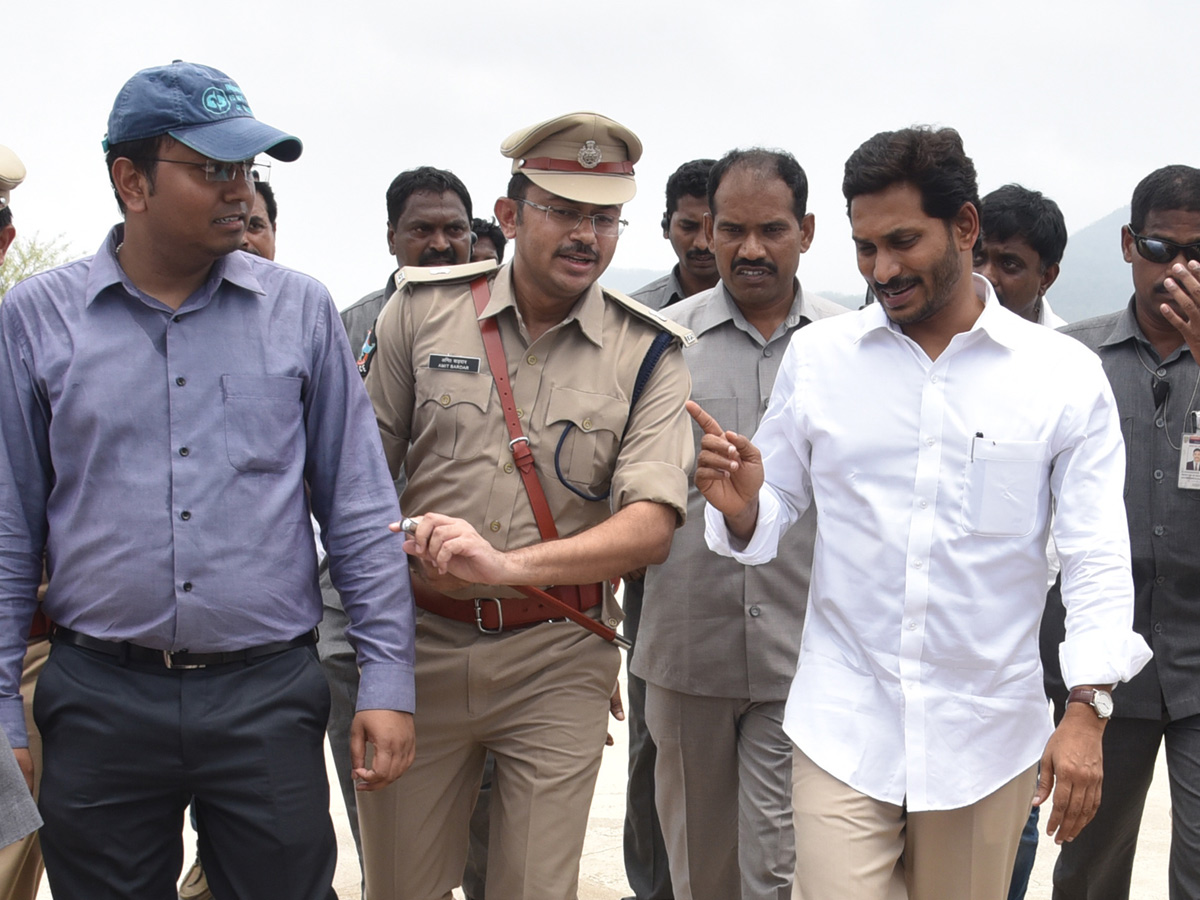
[546,387,627,493]
[961,438,1047,537]
[221,375,304,473]
[414,368,493,460]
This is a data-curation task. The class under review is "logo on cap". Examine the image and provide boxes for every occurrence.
[203,87,232,116]
[577,140,602,169]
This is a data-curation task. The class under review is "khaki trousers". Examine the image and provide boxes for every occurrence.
[0,639,48,900]
[791,748,1036,900]
[358,612,620,900]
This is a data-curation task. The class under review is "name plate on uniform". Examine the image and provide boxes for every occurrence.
[429,354,481,373]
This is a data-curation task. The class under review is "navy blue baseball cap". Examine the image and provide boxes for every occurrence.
[103,61,302,163]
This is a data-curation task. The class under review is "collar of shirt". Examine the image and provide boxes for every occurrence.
[854,273,1023,353]
[1097,297,1194,365]
[481,263,606,348]
[84,225,264,312]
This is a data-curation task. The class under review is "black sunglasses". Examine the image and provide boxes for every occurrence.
[1128,227,1200,265]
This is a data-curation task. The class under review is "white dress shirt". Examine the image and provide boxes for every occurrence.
[706,276,1151,811]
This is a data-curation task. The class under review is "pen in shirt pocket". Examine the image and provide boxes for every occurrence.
[971,431,984,461]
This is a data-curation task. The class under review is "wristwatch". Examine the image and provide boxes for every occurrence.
[1067,687,1114,719]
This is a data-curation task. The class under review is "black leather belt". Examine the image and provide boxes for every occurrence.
[51,626,317,670]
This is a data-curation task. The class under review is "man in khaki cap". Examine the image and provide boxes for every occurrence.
[0,145,25,267]
[359,111,696,900]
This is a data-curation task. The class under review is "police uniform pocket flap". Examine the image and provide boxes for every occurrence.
[414,369,493,460]
[545,387,626,435]
[546,388,627,490]
[415,368,494,414]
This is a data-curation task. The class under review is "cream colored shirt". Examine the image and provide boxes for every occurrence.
[366,263,694,619]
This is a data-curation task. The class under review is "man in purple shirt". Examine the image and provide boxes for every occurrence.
[0,61,415,900]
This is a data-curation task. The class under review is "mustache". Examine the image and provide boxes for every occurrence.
[686,249,715,261]
[875,276,921,294]
[418,247,458,266]
[732,257,776,273]
[555,242,599,261]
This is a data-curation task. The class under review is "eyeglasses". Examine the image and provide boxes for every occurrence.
[519,199,627,237]
[152,158,255,183]
[1127,227,1200,265]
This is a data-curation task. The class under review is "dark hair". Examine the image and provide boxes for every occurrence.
[708,148,808,223]
[506,172,533,203]
[253,180,277,227]
[105,134,172,214]
[471,217,507,263]
[842,126,979,223]
[385,166,472,226]
[1130,165,1200,232]
[979,184,1067,268]
[664,158,716,223]
[0,206,11,231]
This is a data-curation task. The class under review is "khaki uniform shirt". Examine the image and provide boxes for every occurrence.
[366,263,694,623]
[632,282,848,700]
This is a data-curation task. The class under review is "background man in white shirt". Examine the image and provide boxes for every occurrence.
[688,126,1151,900]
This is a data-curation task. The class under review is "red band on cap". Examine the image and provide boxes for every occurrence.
[519,157,635,175]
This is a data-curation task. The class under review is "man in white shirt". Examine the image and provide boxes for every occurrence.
[975,184,1068,327]
[688,126,1151,900]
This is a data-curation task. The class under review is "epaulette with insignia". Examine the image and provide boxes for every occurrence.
[603,288,697,347]
[394,259,498,292]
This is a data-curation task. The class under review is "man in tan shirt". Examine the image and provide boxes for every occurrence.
[359,112,695,900]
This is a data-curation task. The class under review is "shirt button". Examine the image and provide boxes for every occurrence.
[607,618,618,627]
[176,376,187,386]
[527,354,538,365]
[1158,368,1167,377]
[1155,575,1165,585]
[763,399,770,410]
[516,408,524,419]
[440,394,451,406]
[919,499,928,508]
[763,348,773,358]
[930,375,939,383]
[1156,417,1166,428]
[749,606,761,617]
[907,621,917,631]
[180,510,191,521]
[172,315,182,323]
[489,521,501,532]
[912,559,923,569]
[1154,468,1164,480]
[183,581,193,592]
[1154,525,1165,536]
[582,418,593,431]
[1154,622,1164,634]
[503,462,514,474]
[926,437,935,447]
[179,447,189,457]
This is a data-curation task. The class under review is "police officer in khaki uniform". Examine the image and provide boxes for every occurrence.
[359,112,695,900]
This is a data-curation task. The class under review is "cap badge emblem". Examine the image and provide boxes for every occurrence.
[577,140,602,169]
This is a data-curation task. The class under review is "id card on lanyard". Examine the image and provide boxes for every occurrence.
[1178,412,1200,490]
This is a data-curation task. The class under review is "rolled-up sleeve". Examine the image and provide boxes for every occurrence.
[1051,356,1152,688]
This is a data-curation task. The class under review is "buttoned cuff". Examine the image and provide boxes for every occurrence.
[355,661,416,715]
[1059,631,1153,689]
[0,697,27,749]
[703,489,784,565]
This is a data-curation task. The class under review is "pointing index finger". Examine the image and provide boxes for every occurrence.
[686,400,726,438]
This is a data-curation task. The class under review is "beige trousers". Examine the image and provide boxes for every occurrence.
[357,612,620,900]
[0,639,49,900]
[791,747,1036,900]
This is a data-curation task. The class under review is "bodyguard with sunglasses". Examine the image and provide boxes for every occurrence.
[0,62,416,899]
[1049,165,1200,900]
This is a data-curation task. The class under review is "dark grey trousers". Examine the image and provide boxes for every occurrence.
[1053,712,1200,900]
[35,640,337,900]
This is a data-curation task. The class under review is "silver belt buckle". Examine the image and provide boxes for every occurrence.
[473,598,504,634]
[162,650,205,670]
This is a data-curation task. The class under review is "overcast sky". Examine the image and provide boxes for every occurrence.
[5,1,1185,305]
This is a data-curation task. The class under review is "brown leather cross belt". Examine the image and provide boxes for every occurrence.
[413,582,601,633]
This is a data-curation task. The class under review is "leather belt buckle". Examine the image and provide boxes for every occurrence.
[162,650,205,670]
[474,598,504,634]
